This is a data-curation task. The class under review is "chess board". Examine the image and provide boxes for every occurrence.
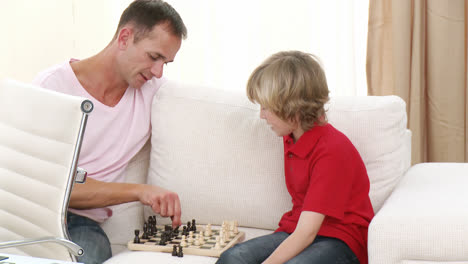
[127,224,245,257]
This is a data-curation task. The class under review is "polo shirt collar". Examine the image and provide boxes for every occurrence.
[283,123,329,158]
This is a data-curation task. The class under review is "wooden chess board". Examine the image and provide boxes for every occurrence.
[127,224,245,257]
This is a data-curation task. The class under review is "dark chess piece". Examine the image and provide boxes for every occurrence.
[172,245,178,256]
[159,233,167,245]
[134,229,141,244]
[178,245,184,257]
[142,223,149,239]
[187,221,191,232]
[182,226,187,236]
[192,219,197,232]
[173,226,179,238]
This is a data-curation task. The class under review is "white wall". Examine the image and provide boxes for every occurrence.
[0,0,368,95]
[0,0,132,82]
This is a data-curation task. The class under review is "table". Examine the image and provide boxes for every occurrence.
[0,254,82,264]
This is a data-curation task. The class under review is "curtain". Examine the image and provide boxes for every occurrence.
[367,0,468,164]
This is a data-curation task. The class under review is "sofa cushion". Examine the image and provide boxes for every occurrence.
[148,81,290,230]
[147,81,409,230]
[326,96,409,213]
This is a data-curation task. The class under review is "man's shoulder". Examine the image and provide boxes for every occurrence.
[32,61,78,94]
[139,76,168,97]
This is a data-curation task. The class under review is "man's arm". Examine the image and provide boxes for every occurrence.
[262,211,325,264]
[69,178,181,227]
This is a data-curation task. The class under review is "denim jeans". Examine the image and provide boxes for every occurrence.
[67,212,112,264]
[216,232,359,264]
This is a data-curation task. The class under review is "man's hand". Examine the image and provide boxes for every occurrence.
[69,179,182,227]
[139,185,182,228]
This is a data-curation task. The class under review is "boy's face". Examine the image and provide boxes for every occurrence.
[260,106,298,137]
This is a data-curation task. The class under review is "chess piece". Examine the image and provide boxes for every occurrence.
[187,232,194,244]
[172,245,178,256]
[142,223,149,239]
[192,219,197,232]
[198,232,205,245]
[194,234,200,246]
[134,229,141,244]
[233,221,239,234]
[204,224,212,236]
[178,245,184,257]
[187,221,191,232]
[180,235,187,247]
[214,241,221,250]
[182,226,187,236]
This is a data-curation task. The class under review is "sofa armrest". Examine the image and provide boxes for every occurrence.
[368,163,468,264]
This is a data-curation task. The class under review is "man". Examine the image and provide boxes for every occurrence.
[33,1,187,263]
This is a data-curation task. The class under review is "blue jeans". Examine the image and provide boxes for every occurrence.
[216,232,359,264]
[67,212,112,264]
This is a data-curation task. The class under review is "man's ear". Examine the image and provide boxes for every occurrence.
[117,27,133,50]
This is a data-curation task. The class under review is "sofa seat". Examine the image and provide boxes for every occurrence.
[368,162,468,264]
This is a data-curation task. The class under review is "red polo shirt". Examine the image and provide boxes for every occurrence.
[276,123,374,264]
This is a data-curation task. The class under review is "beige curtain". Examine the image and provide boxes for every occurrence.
[367,0,468,164]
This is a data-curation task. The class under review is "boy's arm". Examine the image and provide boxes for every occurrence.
[262,211,325,264]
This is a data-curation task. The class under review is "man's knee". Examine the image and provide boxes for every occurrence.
[67,213,112,264]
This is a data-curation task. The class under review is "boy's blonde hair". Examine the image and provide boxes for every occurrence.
[247,51,330,131]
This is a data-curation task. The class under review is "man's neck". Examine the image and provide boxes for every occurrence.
[70,50,128,107]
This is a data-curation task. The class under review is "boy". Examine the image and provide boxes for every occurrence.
[216,51,374,264]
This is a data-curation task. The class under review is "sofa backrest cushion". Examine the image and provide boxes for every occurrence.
[147,81,410,230]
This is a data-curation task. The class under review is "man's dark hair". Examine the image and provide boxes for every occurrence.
[114,0,187,42]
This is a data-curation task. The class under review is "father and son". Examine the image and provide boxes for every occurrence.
[32,0,374,263]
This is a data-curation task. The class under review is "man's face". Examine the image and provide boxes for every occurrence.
[118,23,182,88]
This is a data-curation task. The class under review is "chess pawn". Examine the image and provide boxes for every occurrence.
[233,221,239,234]
[180,235,187,247]
[134,229,141,244]
[219,230,226,243]
[198,233,205,245]
[204,224,212,236]
[178,245,184,257]
[172,245,178,256]
[214,236,221,249]
[194,234,200,246]
[187,233,194,244]
[189,231,194,238]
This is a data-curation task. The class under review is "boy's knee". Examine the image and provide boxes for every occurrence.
[217,244,250,264]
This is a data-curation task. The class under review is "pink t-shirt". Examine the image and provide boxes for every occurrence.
[33,60,165,223]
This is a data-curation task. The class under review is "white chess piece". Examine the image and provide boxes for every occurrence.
[199,233,205,245]
[187,232,194,244]
[214,242,221,250]
[180,235,187,247]
[194,234,200,246]
[204,224,212,236]
[233,220,239,234]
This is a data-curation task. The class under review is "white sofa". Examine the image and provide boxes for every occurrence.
[102,80,414,264]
